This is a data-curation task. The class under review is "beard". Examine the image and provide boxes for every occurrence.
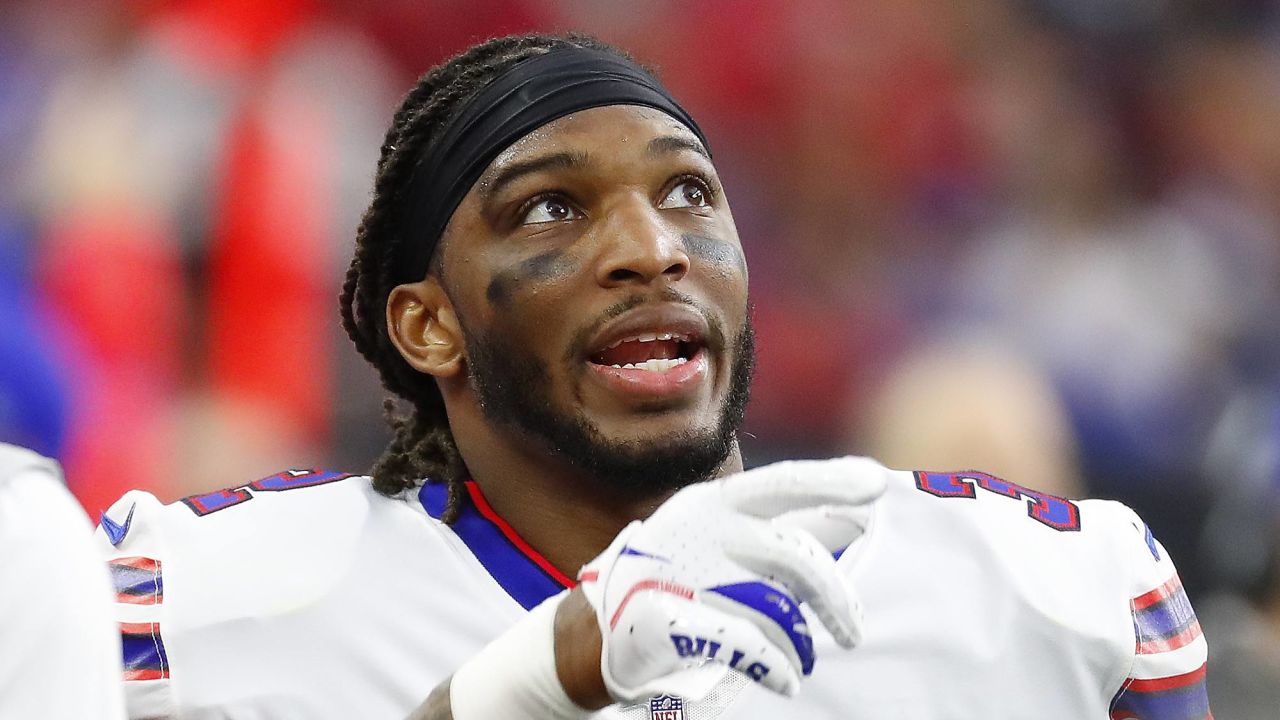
[462,308,755,498]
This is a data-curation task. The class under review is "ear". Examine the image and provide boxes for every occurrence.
[387,277,465,379]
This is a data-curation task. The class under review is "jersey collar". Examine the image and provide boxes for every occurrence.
[419,480,574,610]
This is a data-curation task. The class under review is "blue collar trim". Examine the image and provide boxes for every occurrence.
[419,481,570,610]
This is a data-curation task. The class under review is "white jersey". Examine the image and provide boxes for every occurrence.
[96,463,1210,719]
[0,444,125,719]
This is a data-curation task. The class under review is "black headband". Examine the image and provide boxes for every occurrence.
[395,46,711,283]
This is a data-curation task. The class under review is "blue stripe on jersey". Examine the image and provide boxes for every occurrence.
[1135,586,1197,642]
[121,634,165,672]
[121,623,170,676]
[419,481,565,610]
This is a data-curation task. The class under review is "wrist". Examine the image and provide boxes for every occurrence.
[554,587,610,710]
[449,592,595,720]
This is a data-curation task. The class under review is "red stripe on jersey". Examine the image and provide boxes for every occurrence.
[1133,576,1182,611]
[1124,663,1208,693]
[108,556,161,573]
[609,579,695,630]
[463,481,576,589]
[122,668,167,681]
[120,622,161,635]
[1137,618,1204,655]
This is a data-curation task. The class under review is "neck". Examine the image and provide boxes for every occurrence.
[444,396,743,577]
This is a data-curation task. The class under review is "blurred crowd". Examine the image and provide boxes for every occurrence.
[1,0,1278,713]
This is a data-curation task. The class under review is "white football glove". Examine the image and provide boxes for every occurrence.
[577,456,888,704]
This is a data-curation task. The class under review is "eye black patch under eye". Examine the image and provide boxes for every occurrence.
[486,250,578,306]
[682,234,745,274]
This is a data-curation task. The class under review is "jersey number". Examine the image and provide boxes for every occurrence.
[180,469,351,516]
[913,470,1081,531]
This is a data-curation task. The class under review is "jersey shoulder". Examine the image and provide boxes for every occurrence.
[96,469,378,557]
[0,442,60,487]
[0,445,127,717]
[882,466,1157,555]
[95,470,405,623]
[877,466,1196,598]
[95,469,446,718]
[876,465,1210,717]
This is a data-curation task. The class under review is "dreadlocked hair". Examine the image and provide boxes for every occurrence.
[340,33,634,523]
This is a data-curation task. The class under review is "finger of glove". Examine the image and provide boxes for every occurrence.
[699,577,817,679]
[772,504,873,554]
[719,457,888,519]
[664,598,804,697]
[606,591,802,701]
[721,518,862,648]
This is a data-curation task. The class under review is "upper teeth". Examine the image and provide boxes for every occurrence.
[612,358,690,372]
[606,332,689,349]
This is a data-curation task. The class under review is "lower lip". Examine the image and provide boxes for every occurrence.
[586,348,709,399]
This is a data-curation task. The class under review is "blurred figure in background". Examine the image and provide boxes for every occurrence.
[853,335,1085,502]
[1199,532,1280,720]
[1195,387,1280,720]
[0,241,72,460]
[8,0,401,507]
[0,443,123,719]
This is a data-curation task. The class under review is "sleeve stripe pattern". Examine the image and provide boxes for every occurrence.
[110,554,171,683]
[1110,571,1211,720]
[120,621,171,681]
[1109,663,1211,720]
[1133,575,1202,655]
[102,493,178,716]
[108,556,163,605]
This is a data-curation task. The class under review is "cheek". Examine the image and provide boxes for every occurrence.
[681,233,747,276]
[683,233,748,302]
[484,248,581,309]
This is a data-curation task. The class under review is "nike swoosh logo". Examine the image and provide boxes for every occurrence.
[620,545,670,563]
[100,503,136,547]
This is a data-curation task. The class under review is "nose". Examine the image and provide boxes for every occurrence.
[594,197,690,288]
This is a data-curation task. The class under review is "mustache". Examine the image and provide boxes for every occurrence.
[564,289,728,362]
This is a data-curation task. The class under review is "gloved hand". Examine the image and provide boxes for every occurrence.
[577,456,888,704]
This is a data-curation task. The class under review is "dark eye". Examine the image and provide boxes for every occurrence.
[521,197,580,225]
[659,178,711,209]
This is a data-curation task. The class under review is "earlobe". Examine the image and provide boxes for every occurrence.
[387,279,464,378]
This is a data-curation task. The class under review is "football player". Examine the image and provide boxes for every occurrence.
[0,443,124,718]
[99,33,1211,719]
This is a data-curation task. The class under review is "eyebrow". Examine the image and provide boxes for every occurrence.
[479,151,589,202]
[647,135,710,160]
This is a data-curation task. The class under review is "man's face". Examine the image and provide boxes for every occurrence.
[437,105,753,493]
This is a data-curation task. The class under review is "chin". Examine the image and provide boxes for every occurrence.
[587,406,723,445]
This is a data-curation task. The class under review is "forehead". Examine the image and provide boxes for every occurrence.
[484,104,707,174]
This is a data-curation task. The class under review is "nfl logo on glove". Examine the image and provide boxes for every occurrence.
[648,694,685,720]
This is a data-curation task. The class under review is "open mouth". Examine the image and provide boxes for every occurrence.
[588,332,704,373]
